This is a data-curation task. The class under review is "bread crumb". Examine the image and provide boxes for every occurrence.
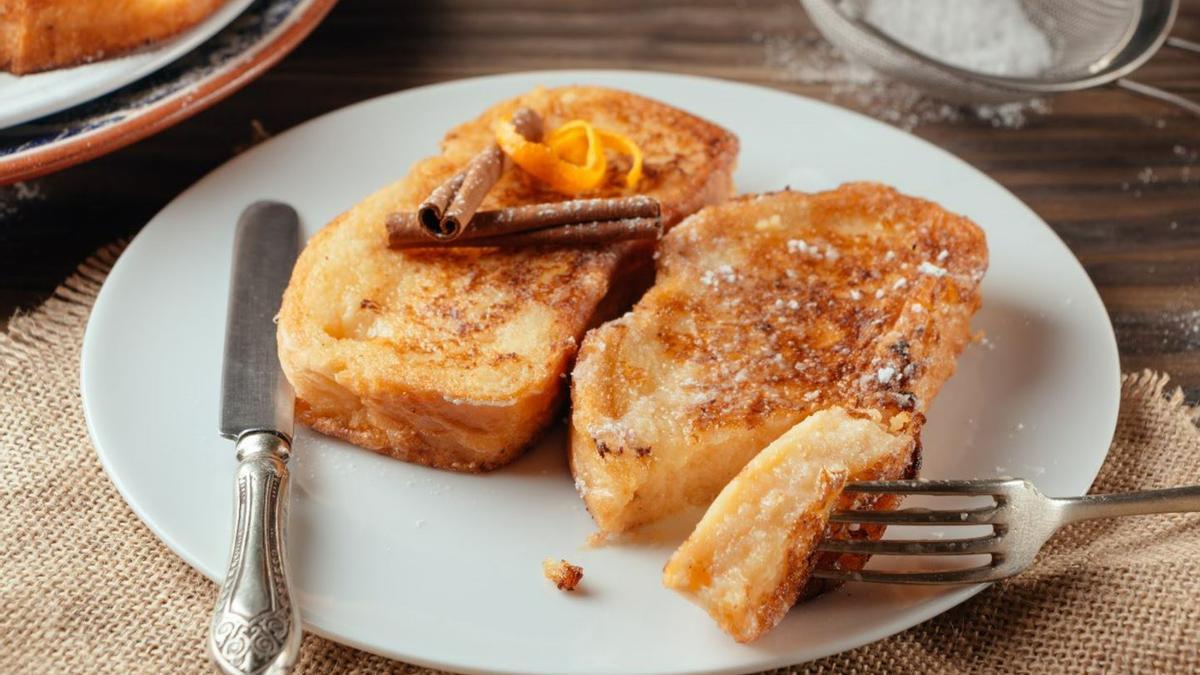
[543,558,584,591]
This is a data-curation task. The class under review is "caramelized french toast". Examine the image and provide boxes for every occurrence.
[0,0,225,74]
[569,183,987,533]
[277,86,738,472]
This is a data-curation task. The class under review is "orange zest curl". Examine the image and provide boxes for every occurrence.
[493,117,644,194]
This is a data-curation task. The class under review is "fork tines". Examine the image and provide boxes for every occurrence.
[813,478,1029,585]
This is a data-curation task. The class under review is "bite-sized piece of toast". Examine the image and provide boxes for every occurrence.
[570,183,986,533]
[0,0,226,74]
[662,407,918,643]
[278,86,738,472]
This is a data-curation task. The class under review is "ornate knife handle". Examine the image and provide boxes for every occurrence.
[208,432,301,675]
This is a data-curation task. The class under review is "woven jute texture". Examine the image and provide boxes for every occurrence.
[3,247,1200,674]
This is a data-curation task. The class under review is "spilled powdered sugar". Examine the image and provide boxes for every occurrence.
[760,1,1053,130]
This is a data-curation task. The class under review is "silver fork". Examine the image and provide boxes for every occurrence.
[812,479,1200,585]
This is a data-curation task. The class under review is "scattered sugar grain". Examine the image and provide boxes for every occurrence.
[918,261,948,277]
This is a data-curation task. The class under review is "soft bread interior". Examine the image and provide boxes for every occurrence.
[662,407,916,643]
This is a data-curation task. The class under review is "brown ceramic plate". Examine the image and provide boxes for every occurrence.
[0,0,338,185]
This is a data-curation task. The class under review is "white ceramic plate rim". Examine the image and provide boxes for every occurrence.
[0,0,255,129]
[82,70,1120,674]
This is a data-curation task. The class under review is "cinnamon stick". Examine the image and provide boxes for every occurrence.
[416,173,464,236]
[389,215,660,248]
[441,147,503,238]
[417,107,544,241]
[388,196,662,248]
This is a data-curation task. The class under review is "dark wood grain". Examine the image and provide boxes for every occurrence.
[1,0,1198,401]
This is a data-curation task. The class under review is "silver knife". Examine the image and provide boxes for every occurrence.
[209,201,302,675]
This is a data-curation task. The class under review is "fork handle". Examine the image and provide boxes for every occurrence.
[1056,485,1200,525]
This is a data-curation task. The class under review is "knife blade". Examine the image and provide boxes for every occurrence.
[219,200,299,441]
[208,201,303,675]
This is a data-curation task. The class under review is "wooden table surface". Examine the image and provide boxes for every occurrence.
[2,0,1198,400]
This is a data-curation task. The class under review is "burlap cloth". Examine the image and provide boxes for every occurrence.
[3,246,1200,674]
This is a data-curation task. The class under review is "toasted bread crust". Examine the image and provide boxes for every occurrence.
[278,86,738,472]
[1,0,226,74]
[570,183,987,532]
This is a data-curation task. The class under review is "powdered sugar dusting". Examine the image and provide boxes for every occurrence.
[701,264,739,287]
[918,261,948,277]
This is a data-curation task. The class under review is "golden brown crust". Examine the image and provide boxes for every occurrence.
[571,183,987,532]
[1,0,227,74]
[278,86,738,472]
[439,87,739,231]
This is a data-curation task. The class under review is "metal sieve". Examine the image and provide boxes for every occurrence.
[802,0,1200,115]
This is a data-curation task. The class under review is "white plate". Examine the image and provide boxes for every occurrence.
[81,71,1120,674]
[0,0,254,129]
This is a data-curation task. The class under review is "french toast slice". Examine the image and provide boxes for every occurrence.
[662,407,919,642]
[569,183,986,533]
[278,86,738,472]
[0,0,225,74]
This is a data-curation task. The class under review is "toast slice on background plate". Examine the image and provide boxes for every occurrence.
[0,0,226,74]
[569,183,986,531]
[277,86,738,472]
